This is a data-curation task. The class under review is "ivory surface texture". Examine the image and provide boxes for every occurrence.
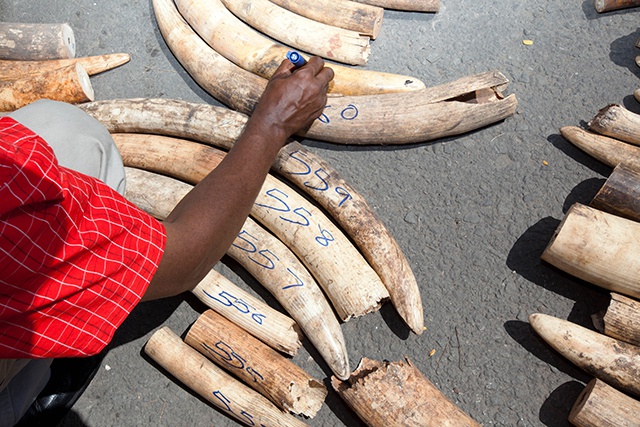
[594,0,640,12]
[82,98,423,334]
[569,378,640,427]
[591,163,640,222]
[185,310,327,417]
[589,104,640,146]
[0,22,75,60]
[123,166,349,372]
[331,357,481,427]
[529,313,640,397]
[0,54,130,80]
[541,203,640,300]
[560,125,640,170]
[124,167,303,356]
[351,0,439,12]
[603,293,640,347]
[144,327,309,427]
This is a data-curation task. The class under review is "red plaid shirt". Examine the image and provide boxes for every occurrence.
[0,117,166,359]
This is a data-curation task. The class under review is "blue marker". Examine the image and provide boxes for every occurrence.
[286,50,306,68]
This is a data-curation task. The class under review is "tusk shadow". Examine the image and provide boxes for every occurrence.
[539,381,585,427]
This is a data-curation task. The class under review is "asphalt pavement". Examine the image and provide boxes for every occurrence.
[2,0,640,426]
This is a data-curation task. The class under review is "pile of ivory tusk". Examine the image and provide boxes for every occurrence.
[0,22,130,112]
[151,0,518,145]
[527,102,640,426]
[77,96,482,424]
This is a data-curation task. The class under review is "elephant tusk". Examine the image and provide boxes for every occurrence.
[219,0,371,65]
[268,0,384,39]
[170,0,425,95]
[0,63,93,112]
[588,103,640,146]
[570,378,640,427]
[542,203,640,301]
[113,133,390,321]
[0,53,130,80]
[0,22,75,60]
[152,0,266,115]
[603,293,640,348]
[185,310,327,417]
[350,0,439,12]
[560,126,640,170]
[529,313,640,398]
[590,163,640,223]
[331,357,481,427]
[144,326,310,427]
[81,98,423,334]
[124,166,350,379]
[124,166,303,357]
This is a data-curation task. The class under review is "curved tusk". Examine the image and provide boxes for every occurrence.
[171,0,425,94]
[219,0,370,65]
[113,133,390,321]
[152,0,266,115]
[186,310,327,417]
[0,53,130,80]
[529,313,640,398]
[305,73,518,144]
[124,166,350,379]
[0,63,93,112]
[274,142,424,333]
[268,0,384,39]
[144,326,310,427]
[588,103,640,146]
[79,98,248,147]
[560,125,640,170]
[81,98,423,333]
[603,293,640,347]
[350,0,439,12]
[590,163,640,223]
[570,378,640,427]
[151,0,517,144]
[124,167,303,356]
[541,203,640,300]
[331,357,481,427]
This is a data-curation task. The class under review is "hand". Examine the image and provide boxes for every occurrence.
[247,56,334,142]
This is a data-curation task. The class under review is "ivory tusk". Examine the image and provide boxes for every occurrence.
[274,142,424,333]
[268,0,384,39]
[570,378,640,427]
[590,162,640,222]
[529,313,640,398]
[603,293,640,347]
[185,310,327,417]
[331,357,481,427]
[594,0,640,13]
[560,126,640,170]
[219,0,371,65]
[304,72,518,144]
[79,98,247,147]
[0,22,75,60]
[0,53,130,80]
[154,0,517,145]
[152,0,267,115]
[80,98,423,334]
[144,326,310,427]
[124,166,350,379]
[0,63,93,112]
[588,104,640,146]
[634,88,640,103]
[112,133,390,321]
[350,0,439,12]
[172,0,425,95]
[541,203,640,300]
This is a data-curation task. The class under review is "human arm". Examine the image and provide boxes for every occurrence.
[142,57,334,301]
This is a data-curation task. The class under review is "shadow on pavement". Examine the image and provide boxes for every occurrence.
[539,381,585,427]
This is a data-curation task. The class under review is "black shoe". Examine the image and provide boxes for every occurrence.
[16,352,106,427]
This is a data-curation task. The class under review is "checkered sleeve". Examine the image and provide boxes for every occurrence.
[0,117,167,358]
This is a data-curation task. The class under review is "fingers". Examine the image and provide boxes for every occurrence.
[272,57,296,79]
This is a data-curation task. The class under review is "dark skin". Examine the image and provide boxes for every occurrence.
[142,57,334,301]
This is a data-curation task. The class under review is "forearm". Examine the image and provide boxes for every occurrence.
[142,56,333,301]
[142,127,283,301]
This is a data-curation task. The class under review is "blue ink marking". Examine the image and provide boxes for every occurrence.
[282,268,304,290]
